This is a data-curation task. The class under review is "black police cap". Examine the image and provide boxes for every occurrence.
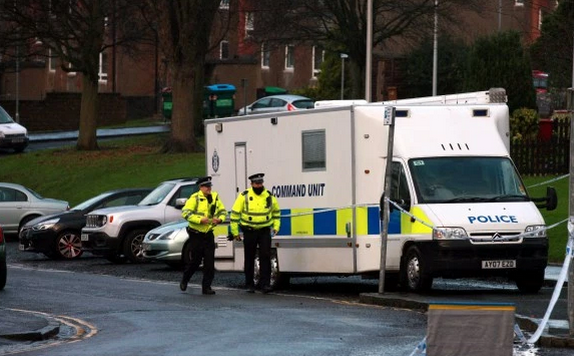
[248,173,265,183]
[197,176,212,187]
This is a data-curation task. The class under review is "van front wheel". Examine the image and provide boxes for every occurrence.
[515,269,544,294]
[401,246,433,292]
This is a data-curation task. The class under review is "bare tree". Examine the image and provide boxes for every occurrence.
[252,0,481,98]
[0,0,149,150]
[141,0,223,153]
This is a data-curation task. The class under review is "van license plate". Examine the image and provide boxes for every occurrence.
[81,234,89,241]
[482,260,516,269]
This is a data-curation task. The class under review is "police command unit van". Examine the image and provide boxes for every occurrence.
[205,88,556,293]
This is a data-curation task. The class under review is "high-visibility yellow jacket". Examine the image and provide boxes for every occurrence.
[181,191,227,233]
[230,188,280,236]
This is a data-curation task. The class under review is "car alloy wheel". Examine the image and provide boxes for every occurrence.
[56,231,83,260]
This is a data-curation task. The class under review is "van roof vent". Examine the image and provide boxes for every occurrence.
[440,143,470,151]
[473,109,489,117]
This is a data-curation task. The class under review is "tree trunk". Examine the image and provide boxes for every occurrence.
[349,59,365,100]
[163,60,202,153]
[76,76,99,150]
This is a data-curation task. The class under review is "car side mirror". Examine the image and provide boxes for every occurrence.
[175,198,187,209]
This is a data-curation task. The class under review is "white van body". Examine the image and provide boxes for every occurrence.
[205,89,549,293]
[0,105,29,153]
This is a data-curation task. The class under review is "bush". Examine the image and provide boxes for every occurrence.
[510,108,539,142]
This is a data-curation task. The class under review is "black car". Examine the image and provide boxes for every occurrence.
[18,188,152,260]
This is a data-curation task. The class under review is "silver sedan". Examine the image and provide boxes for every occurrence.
[0,182,69,235]
[142,221,189,268]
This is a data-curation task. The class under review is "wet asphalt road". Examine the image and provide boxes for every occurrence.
[2,240,427,356]
[3,240,574,356]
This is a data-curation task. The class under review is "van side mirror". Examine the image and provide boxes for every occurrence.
[544,187,557,211]
[531,187,557,211]
[379,193,411,218]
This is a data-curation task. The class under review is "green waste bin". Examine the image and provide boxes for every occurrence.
[203,84,236,119]
[161,88,172,120]
[256,86,288,99]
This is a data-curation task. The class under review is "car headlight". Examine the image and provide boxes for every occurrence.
[433,227,468,239]
[158,230,180,241]
[32,218,60,231]
[524,225,546,238]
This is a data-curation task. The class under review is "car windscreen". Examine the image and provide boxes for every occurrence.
[292,100,314,109]
[0,106,15,124]
[138,182,176,206]
[72,192,113,210]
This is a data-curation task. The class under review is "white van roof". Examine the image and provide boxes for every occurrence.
[314,99,368,109]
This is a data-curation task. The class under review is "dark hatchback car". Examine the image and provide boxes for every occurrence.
[18,188,152,260]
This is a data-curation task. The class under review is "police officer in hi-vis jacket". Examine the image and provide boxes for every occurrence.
[230,173,280,294]
[180,176,226,295]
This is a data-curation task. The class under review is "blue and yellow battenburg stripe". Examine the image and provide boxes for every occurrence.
[276,206,433,236]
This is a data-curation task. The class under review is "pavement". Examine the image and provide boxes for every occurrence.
[0,266,572,348]
[28,124,170,142]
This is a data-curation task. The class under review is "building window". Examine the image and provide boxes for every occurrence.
[514,0,524,6]
[220,0,230,9]
[538,9,543,30]
[99,50,108,82]
[302,130,326,171]
[245,12,254,37]
[285,45,294,70]
[48,49,56,71]
[312,46,324,77]
[261,42,270,68]
[220,40,229,60]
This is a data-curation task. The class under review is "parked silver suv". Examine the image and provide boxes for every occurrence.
[81,178,199,263]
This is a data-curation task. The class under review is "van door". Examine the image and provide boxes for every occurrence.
[234,143,247,193]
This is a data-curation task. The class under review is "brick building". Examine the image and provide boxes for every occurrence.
[0,0,558,131]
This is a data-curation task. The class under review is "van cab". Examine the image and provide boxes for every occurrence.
[0,106,29,153]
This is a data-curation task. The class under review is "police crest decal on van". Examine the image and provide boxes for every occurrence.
[212,150,220,172]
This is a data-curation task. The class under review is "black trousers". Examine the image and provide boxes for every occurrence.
[182,228,215,290]
[243,226,272,289]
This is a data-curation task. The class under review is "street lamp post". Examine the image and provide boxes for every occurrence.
[432,0,438,96]
[15,44,20,123]
[340,53,348,100]
[365,0,373,102]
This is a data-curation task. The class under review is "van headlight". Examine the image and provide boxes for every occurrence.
[524,225,546,238]
[433,227,468,239]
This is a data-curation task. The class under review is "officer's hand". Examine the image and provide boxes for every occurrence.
[227,234,234,241]
[200,217,209,224]
[272,229,278,237]
[212,218,222,225]
[234,235,241,241]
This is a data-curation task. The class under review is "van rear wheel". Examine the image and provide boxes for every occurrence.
[401,246,433,292]
[254,250,288,290]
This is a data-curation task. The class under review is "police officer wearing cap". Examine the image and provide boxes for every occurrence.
[230,173,280,293]
[180,176,226,295]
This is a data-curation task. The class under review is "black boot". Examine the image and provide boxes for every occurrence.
[202,288,215,295]
[180,280,187,291]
